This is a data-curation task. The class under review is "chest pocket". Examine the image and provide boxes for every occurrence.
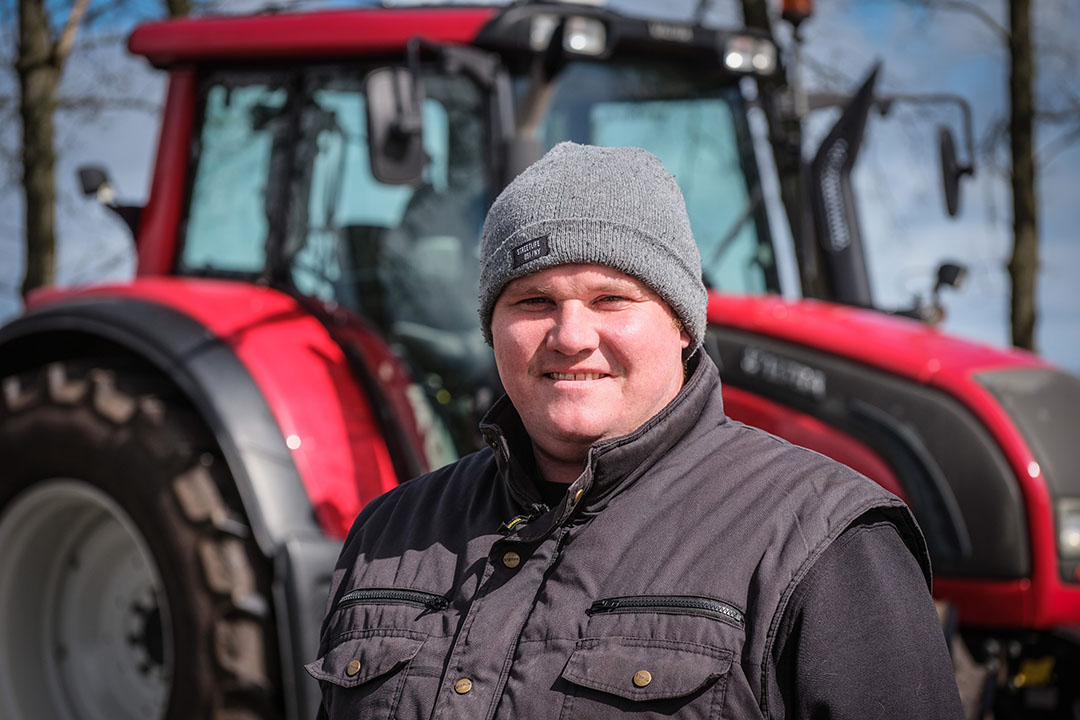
[306,630,425,718]
[307,588,448,718]
[558,595,740,720]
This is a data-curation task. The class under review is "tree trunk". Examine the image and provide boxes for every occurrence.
[1008,0,1038,351]
[165,0,191,17]
[17,0,61,298]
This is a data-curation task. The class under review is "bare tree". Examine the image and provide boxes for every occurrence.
[9,0,202,303]
[740,0,1076,352]
[923,0,1040,350]
[897,0,1080,351]
[1007,0,1037,350]
[165,0,191,16]
[16,0,90,298]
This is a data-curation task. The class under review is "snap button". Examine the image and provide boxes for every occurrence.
[633,670,652,688]
[502,550,521,569]
[454,678,473,694]
[345,659,362,677]
[572,488,584,505]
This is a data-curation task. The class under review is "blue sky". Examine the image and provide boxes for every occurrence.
[799,0,1080,373]
[0,0,1077,373]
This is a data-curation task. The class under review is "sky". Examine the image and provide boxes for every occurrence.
[0,0,1077,374]
[798,0,1080,374]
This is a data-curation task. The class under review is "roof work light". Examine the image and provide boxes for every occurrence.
[530,12,607,56]
[564,16,606,54]
[723,34,777,75]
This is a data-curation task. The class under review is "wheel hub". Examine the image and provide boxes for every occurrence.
[0,480,173,720]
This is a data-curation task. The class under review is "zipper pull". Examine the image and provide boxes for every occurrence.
[588,598,617,614]
[424,596,450,611]
[499,513,534,534]
[498,502,550,535]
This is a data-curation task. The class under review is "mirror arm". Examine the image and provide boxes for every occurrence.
[877,92,975,176]
[407,36,502,90]
[804,91,975,177]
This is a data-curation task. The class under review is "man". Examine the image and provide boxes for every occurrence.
[308,143,963,719]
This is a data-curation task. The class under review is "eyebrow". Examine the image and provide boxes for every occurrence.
[505,281,556,297]
[502,278,646,299]
[593,280,645,295]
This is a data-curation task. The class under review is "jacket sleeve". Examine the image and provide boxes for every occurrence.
[770,514,964,720]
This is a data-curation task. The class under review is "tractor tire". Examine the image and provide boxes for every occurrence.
[0,360,281,720]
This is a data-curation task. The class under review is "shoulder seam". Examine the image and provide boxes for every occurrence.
[757,497,913,718]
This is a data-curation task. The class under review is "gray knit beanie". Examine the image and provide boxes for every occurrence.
[478,142,707,348]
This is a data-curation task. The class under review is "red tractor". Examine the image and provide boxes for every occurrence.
[0,2,1077,719]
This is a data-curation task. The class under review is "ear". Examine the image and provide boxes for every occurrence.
[679,328,691,350]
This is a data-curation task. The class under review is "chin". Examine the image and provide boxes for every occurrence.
[543,414,611,444]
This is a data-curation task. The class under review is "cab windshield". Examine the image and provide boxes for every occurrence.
[537,59,778,294]
[178,57,776,455]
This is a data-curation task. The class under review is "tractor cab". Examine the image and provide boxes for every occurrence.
[147,4,786,455]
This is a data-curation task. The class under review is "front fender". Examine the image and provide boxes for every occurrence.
[1,278,416,720]
[2,278,401,546]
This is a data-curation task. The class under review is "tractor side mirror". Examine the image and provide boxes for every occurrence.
[364,67,427,186]
[894,261,969,325]
[939,126,972,217]
[76,164,142,237]
[78,165,114,202]
[934,261,967,293]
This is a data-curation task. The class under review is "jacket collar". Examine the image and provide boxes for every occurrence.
[479,351,724,521]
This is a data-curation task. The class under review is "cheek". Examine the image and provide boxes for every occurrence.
[607,317,684,363]
[492,322,540,381]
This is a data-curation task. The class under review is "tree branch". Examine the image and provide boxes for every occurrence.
[67,31,130,51]
[1035,123,1080,167]
[56,95,162,113]
[166,0,193,17]
[801,51,857,92]
[54,0,91,66]
[83,0,141,27]
[976,114,1008,158]
[1034,106,1080,123]
[901,0,1010,42]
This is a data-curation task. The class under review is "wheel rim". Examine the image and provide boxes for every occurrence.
[0,480,173,720]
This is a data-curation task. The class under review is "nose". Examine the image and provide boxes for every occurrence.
[546,301,599,356]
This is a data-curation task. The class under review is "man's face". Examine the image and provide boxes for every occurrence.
[491,264,691,467]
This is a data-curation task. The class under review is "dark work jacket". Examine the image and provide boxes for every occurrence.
[309,354,936,719]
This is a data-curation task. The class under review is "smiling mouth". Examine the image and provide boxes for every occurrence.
[547,372,608,381]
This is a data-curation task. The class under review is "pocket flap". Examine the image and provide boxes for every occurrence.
[561,637,732,701]
[305,633,424,688]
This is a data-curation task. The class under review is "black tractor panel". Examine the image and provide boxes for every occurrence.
[706,327,1029,580]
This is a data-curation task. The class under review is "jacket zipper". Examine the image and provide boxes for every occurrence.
[588,595,744,628]
[498,502,550,534]
[337,588,449,612]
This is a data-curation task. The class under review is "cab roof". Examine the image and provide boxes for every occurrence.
[128,6,499,67]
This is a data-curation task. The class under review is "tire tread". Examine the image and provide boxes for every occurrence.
[0,358,282,719]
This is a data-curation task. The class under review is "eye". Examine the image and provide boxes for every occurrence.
[596,294,632,306]
[516,296,553,307]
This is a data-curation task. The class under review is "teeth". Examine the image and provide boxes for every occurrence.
[549,372,604,381]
